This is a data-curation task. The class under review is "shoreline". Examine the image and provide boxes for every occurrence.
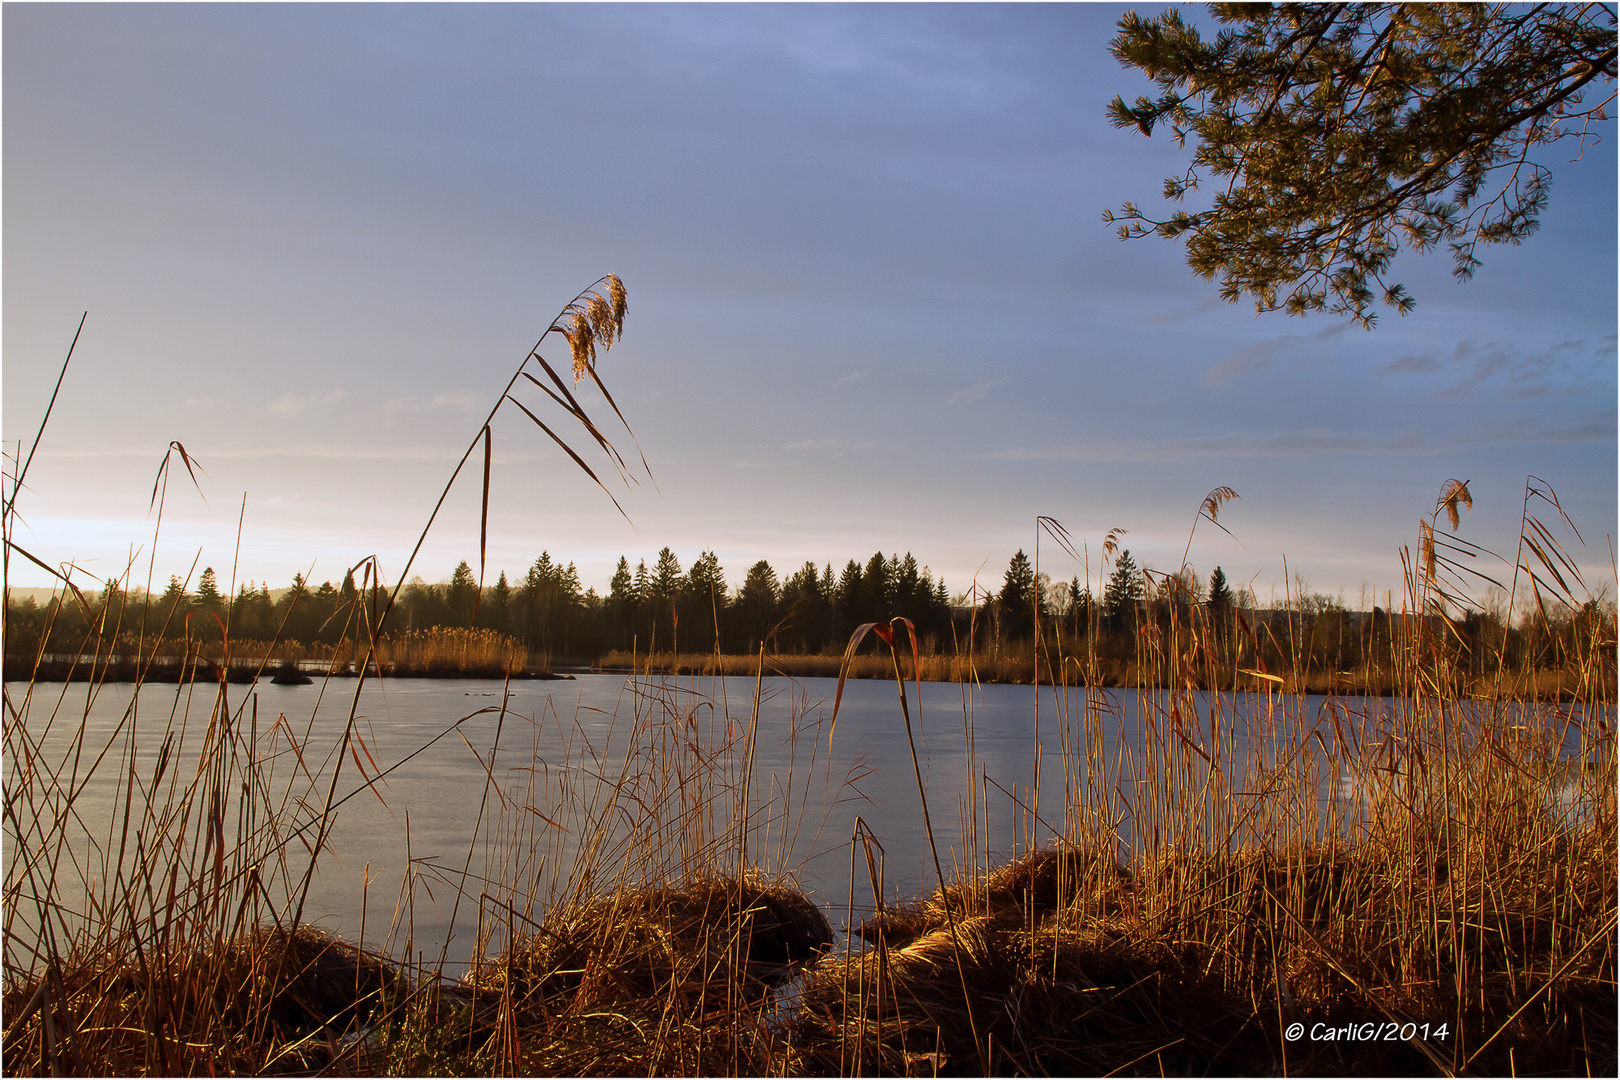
[6,657,576,684]
[592,650,1601,700]
[6,652,1602,700]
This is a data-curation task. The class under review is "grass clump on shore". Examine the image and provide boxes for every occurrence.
[791,830,1615,1075]
[1,925,402,1075]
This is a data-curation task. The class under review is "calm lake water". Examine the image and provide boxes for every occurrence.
[6,673,1608,974]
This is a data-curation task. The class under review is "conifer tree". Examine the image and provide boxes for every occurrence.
[1103,550,1143,620]
[736,560,781,652]
[997,550,1038,641]
[158,575,189,623]
[836,560,864,632]
[487,571,511,634]
[196,567,222,611]
[446,561,477,626]
[610,557,634,604]
[1106,3,1616,326]
[649,547,683,648]
[685,550,727,649]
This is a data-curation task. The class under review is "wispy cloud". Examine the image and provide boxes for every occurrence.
[832,370,866,388]
[39,444,454,462]
[378,390,483,420]
[265,388,348,418]
[987,429,1417,462]
[429,390,482,412]
[1377,353,1441,376]
[1433,340,1513,399]
[782,437,876,455]
[1432,337,1614,400]
[987,416,1612,462]
[1204,323,1350,386]
[947,379,995,404]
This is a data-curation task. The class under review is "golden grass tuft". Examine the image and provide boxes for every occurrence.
[466,875,831,1012]
[790,836,1617,1076]
[382,876,831,1076]
[2,925,401,1076]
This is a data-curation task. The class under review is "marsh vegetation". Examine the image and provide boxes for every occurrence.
[3,282,1613,1075]
[10,538,1607,697]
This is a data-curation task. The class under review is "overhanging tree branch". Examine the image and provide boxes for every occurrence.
[1104,2,1617,327]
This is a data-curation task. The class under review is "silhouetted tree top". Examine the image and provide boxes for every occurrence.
[196,568,222,610]
[609,557,635,605]
[738,560,782,608]
[1103,550,1145,618]
[687,551,727,603]
[1000,550,1037,611]
[650,547,683,605]
[1106,3,1616,326]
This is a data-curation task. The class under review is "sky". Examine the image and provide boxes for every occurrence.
[4,2,1616,612]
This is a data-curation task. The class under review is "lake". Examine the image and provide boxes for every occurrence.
[5,672,1607,975]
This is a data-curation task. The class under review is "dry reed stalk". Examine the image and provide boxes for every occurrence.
[1,281,660,1076]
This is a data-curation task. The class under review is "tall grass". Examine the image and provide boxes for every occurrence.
[784,481,1614,1075]
[4,299,1613,1076]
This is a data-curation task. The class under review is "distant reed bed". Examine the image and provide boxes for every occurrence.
[598,649,1602,699]
[17,627,541,682]
[370,627,533,676]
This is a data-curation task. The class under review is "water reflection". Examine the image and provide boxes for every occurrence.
[6,673,1610,975]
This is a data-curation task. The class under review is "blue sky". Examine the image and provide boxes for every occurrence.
[5,3,1615,610]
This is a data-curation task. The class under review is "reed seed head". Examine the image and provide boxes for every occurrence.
[1200,485,1239,523]
[560,276,629,381]
[1436,477,1473,531]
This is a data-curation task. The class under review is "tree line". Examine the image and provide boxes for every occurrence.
[8,543,1607,682]
[6,548,955,662]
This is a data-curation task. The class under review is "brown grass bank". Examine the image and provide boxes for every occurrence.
[7,833,1611,1076]
[793,842,1615,1076]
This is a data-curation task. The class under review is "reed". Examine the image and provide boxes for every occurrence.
[787,480,1615,1075]
[370,627,534,676]
[4,302,1613,1076]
